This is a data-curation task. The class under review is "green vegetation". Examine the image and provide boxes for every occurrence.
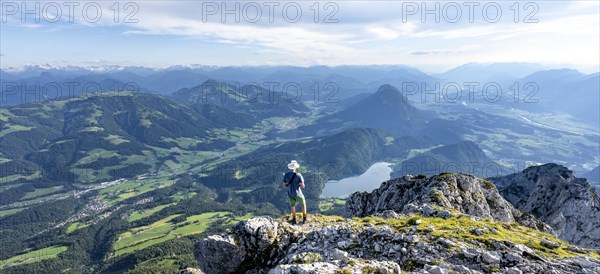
[0,88,598,274]
[380,215,598,260]
[437,172,453,181]
[319,198,346,212]
[113,212,254,257]
[335,268,353,274]
[104,134,130,145]
[66,222,90,234]
[481,179,496,189]
[407,216,421,226]
[129,204,175,222]
[0,207,25,217]
[99,179,176,205]
[432,190,444,203]
[21,186,64,200]
[0,124,34,138]
[170,191,197,201]
[0,171,41,184]
[0,246,68,268]
[361,265,380,273]
[307,214,600,261]
[292,253,321,264]
[0,109,11,122]
[404,145,444,160]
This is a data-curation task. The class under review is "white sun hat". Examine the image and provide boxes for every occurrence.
[287,160,300,170]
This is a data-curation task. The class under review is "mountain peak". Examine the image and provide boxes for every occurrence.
[518,163,593,183]
[302,83,423,136]
[523,69,584,81]
[491,163,600,249]
[345,172,550,232]
[373,84,404,100]
[376,83,399,92]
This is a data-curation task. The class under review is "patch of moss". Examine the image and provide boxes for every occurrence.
[381,215,599,260]
[292,253,322,264]
[335,268,353,274]
[481,179,496,189]
[476,238,495,249]
[403,259,422,271]
[306,214,345,225]
[408,216,421,226]
[437,172,453,182]
[446,182,457,191]
[361,266,380,273]
[432,190,445,203]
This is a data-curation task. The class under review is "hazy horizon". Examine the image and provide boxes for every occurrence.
[1,1,598,73]
[2,62,599,75]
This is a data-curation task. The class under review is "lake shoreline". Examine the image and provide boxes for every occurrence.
[320,162,393,198]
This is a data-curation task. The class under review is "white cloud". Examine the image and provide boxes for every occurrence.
[1,1,598,71]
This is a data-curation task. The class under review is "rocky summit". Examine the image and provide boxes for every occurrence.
[345,173,552,233]
[192,215,600,274]
[490,163,600,249]
[192,172,600,274]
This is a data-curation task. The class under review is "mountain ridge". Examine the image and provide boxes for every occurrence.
[490,163,600,249]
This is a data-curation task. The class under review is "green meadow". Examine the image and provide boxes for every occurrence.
[113,212,254,257]
[0,246,68,269]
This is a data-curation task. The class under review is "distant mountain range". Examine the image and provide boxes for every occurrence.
[435,62,548,83]
[1,64,435,99]
[392,140,497,178]
[513,69,600,123]
[172,80,311,119]
[3,63,597,125]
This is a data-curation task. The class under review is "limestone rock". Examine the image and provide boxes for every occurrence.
[345,173,552,233]
[194,216,600,274]
[491,163,600,249]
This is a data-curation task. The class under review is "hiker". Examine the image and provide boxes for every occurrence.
[282,160,307,224]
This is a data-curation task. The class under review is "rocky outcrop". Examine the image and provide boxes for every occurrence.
[490,163,600,249]
[194,215,600,274]
[345,173,552,233]
[193,171,600,273]
[195,217,281,273]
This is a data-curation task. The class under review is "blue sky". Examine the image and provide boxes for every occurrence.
[1,1,598,73]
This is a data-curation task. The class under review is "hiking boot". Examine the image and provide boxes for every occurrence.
[302,216,307,224]
[288,217,297,225]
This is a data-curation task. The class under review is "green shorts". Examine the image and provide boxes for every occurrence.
[288,195,306,207]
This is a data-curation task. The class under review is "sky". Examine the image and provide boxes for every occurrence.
[1,1,599,73]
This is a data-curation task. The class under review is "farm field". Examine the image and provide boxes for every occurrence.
[0,246,68,269]
[112,211,254,257]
